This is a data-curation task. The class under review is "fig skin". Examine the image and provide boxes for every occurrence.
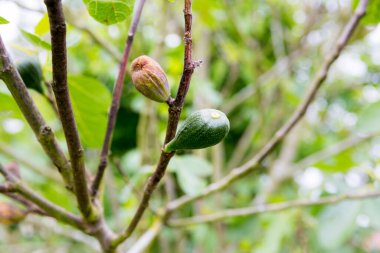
[130,55,170,103]
[164,109,230,152]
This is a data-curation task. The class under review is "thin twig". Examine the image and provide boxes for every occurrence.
[112,0,196,246]
[0,143,61,183]
[0,36,73,190]
[255,132,376,204]
[44,0,96,221]
[220,1,321,114]
[0,164,84,230]
[168,190,380,227]
[91,0,147,198]
[26,216,101,252]
[295,133,375,170]
[126,221,163,253]
[221,49,303,114]
[167,0,369,212]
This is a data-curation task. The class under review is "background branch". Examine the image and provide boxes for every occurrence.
[167,0,369,212]
[168,190,380,227]
[26,216,101,252]
[126,221,162,253]
[295,133,375,170]
[255,132,376,204]
[0,163,84,230]
[112,0,196,246]
[91,0,147,198]
[0,143,61,183]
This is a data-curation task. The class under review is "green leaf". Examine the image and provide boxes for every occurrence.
[315,149,354,173]
[0,92,22,119]
[68,75,111,148]
[362,199,380,228]
[0,16,9,25]
[21,30,51,50]
[355,101,380,135]
[176,168,207,196]
[35,14,50,36]
[83,0,133,25]
[352,0,380,25]
[169,155,213,176]
[169,155,212,195]
[254,211,297,253]
[317,201,361,250]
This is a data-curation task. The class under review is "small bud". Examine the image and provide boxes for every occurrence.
[130,55,170,103]
[0,202,26,225]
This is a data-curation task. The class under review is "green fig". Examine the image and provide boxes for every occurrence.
[17,60,43,94]
[130,55,170,103]
[164,109,230,152]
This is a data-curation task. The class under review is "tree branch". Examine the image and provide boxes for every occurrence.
[256,132,376,204]
[220,0,321,114]
[44,0,96,221]
[126,221,163,253]
[0,36,73,190]
[168,190,380,227]
[91,0,147,198]
[26,216,101,252]
[295,133,375,170]
[112,0,196,246]
[167,0,369,212]
[0,163,84,230]
[0,143,61,183]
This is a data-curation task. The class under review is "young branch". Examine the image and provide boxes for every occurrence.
[167,0,369,212]
[295,133,375,170]
[168,190,380,227]
[0,164,84,230]
[0,143,61,183]
[0,36,73,190]
[91,0,147,198]
[26,216,101,252]
[126,221,163,253]
[112,0,197,246]
[255,132,376,204]
[44,0,96,221]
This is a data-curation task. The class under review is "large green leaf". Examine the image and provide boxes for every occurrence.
[361,198,380,229]
[317,201,361,250]
[68,75,111,148]
[169,155,212,195]
[34,14,50,36]
[253,211,297,253]
[0,92,22,119]
[355,101,380,134]
[315,149,355,173]
[353,0,380,25]
[83,0,133,25]
[0,16,9,25]
[21,30,51,50]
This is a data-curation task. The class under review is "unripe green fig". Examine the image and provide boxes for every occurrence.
[164,109,230,152]
[130,55,170,103]
[17,60,44,94]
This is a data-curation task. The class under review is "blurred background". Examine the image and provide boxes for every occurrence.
[1,0,380,252]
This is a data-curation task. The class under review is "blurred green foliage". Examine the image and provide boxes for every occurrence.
[0,0,380,252]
